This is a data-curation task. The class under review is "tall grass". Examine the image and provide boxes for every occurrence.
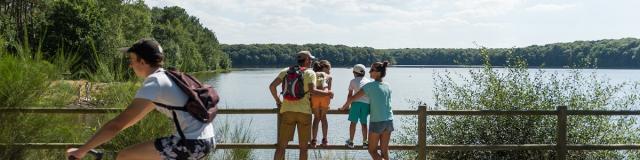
[0,47,58,107]
[0,40,73,159]
[212,119,256,160]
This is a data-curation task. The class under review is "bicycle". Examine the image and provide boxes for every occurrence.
[67,149,103,160]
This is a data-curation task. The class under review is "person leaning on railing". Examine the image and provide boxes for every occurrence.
[269,51,333,160]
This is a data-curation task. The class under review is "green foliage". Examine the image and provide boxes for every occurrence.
[388,38,640,68]
[394,48,640,159]
[1,0,230,79]
[152,6,228,72]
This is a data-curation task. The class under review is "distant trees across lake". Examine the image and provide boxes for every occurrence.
[223,38,640,68]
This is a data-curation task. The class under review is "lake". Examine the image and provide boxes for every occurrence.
[203,67,640,159]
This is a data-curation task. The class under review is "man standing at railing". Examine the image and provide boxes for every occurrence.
[269,51,334,160]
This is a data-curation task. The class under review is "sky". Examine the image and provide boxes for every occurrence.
[145,0,640,49]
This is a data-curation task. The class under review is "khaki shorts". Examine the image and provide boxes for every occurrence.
[277,111,312,148]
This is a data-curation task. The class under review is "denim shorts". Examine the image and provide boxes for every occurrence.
[154,135,215,160]
[369,120,394,134]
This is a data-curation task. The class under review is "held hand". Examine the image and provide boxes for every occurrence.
[66,148,86,160]
[276,101,282,108]
[327,90,334,98]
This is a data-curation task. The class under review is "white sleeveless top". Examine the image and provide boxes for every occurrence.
[134,68,215,139]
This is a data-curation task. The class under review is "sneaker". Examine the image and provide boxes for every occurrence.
[363,142,368,149]
[310,139,317,148]
[345,140,355,148]
[321,138,328,147]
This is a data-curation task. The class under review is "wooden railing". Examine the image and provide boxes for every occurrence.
[2,106,640,160]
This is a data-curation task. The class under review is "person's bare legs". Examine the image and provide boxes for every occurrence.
[361,124,368,143]
[320,108,329,142]
[311,107,321,146]
[380,130,392,160]
[349,122,356,142]
[117,140,162,160]
[368,132,382,160]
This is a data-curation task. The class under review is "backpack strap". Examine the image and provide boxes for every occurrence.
[170,110,187,139]
[154,102,187,139]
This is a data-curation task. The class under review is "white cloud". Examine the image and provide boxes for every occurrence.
[447,0,524,18]
[525,4,578,12]
[144,0,640,48]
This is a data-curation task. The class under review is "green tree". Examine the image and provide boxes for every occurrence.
[394,48,640,159]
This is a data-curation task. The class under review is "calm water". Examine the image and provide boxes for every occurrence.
[204,67,640,159]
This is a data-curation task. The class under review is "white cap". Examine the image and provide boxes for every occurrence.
[353,64,366,74]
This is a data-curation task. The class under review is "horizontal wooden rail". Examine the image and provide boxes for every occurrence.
[3,143,639,151]
[4,108,640,116]
[4,106,640,160]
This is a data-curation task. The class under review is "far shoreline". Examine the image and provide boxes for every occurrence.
[229,65,640,70]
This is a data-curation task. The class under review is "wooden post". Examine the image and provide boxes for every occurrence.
[556,106,567,160]
[418,105,427,160]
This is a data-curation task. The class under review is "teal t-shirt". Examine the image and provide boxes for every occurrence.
[362,81,393,122]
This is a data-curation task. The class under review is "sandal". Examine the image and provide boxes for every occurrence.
[321,138,328,147]
[310,139,317,148]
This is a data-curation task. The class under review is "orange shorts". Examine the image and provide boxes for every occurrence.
[311,95,331,109]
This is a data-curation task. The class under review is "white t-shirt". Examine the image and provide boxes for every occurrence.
[349,76,371,104]
[135,68,215,139]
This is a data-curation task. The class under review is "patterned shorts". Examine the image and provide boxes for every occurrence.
[154,135,215,160]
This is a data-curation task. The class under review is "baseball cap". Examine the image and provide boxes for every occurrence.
[353,64,366,74]
[296,51,316,60]
[120,39,164,64]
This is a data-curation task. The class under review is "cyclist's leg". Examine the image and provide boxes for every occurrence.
[117,140,161,160]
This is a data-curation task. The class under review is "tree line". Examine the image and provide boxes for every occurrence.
[221,43,394,67]
[224,38,640,68]
[0,0,230,76]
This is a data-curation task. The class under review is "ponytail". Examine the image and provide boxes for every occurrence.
[374,61,390,78]
[313,60,331,72]
[312,61,321,72]
[380,61,389,78]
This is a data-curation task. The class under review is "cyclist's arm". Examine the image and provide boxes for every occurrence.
[269,78,283,107]
[77,98,155,153]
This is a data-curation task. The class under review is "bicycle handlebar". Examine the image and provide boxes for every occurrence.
[68,149,103,160]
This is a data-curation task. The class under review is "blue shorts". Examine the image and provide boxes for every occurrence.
[369,120,394,134]
[348,102,370,125]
